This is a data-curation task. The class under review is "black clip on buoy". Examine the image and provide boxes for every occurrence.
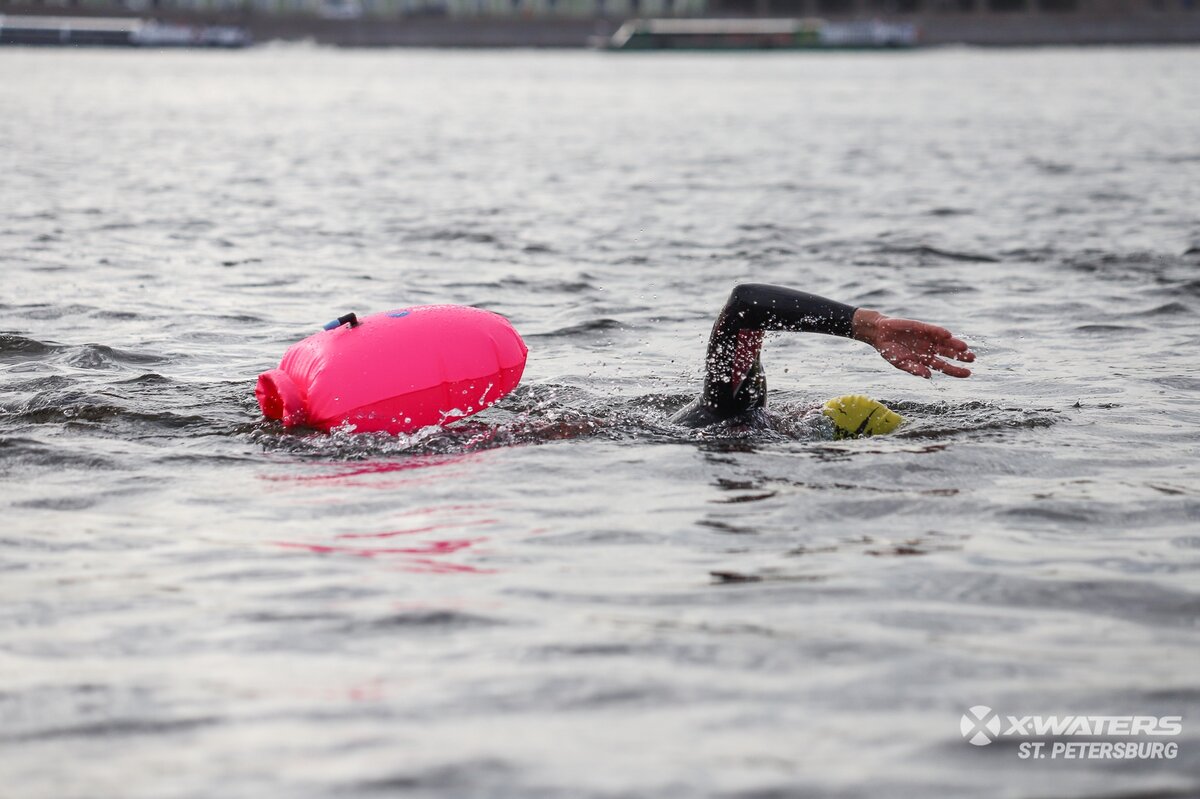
[323,312,359,331]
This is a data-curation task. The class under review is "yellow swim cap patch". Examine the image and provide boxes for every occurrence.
[822,395,904,439]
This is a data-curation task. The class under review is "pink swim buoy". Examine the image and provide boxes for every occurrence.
[256,305,528,435]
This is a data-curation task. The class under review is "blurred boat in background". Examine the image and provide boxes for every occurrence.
[0,14,251,46]
[601,17,919,49]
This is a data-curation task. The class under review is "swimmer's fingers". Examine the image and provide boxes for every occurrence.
[881,346,933,379]
[883,319,973,351]
[875,316,975,378]
[884,319,976,364]
[902,326,974,362]
[898,359,933,379]
[925,355,972,378]
[883,345,971,379]
[937,340,975,362]
[902,344,972,378]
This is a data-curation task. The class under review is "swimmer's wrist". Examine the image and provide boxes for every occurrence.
[852,309,884,346]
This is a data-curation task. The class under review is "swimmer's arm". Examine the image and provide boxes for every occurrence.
[711,283,858,339]
[695,284,974,421]
[698,284,860,417]
[851,309,975,379]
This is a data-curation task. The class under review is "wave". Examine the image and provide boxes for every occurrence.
[1074,324,1146,334]
[1123,302,1191,317]
[0,376,248,438]
[526,318,624,339]
[3,398,211,430]
[248,388,1058,461]
[879,245,1000,264]
[889,399,1059,441]
[0,334,63,361]
[0,335,165,369]
[61,344,167,370]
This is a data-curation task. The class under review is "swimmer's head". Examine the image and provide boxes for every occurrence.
[822,395,904,440]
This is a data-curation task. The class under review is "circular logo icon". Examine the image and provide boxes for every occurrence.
[961,705,1001,746]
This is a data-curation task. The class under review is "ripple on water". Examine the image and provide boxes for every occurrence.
[3,47,1200,799]
[0,333,63,361]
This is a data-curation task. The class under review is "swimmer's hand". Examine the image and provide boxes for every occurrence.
[852,309,975,379]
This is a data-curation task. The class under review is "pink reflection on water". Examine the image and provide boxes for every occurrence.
[267,451,506,573]
[274,534,497,574]
[276,538,477,557]
[261,454,474,490]
[274,505,501,574]
[390,557,496,575]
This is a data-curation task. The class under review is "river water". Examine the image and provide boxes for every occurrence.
[2,44,1199,798]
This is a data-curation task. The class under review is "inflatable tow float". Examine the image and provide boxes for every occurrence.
[256,305,528,435]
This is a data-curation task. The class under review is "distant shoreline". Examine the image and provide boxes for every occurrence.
[3,5,1200,47]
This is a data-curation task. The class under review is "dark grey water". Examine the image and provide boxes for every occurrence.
[2,45,1199,798]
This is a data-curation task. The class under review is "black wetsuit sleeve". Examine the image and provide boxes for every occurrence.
[698,283,858,420]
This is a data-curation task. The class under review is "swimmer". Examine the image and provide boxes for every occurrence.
[671,284,975,434]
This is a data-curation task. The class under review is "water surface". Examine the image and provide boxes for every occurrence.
[2,45,1199,798]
